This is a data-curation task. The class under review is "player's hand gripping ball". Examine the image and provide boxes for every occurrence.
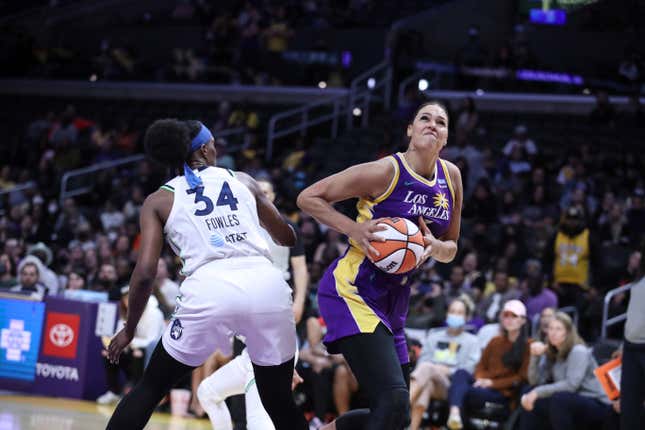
[368,217,425,274]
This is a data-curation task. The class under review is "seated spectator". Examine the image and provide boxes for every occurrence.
[64,267,87,292]
[93,263,120,300]
[154,257,180,318]
[408,297,481,430]
[298,316,347,427]
[97,285,164,405]
[477,270,521,324]
[502,125,537,160]
[535,307,555,342]
[444,265,467,300]
[447,300,531,430]
[0,253,16,288]
[520,312,611,430]
[407,274,447,330]
[10,261,47,300]
[521,270,558,322]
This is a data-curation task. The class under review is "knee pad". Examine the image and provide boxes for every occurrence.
[197,378,224,405]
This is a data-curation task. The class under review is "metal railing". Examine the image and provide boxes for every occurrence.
[59,128,247,203]
[0,181,38,198]
[346,62,393,129]
[265,96,347,161]
[59,154,145,204]
[601,283,635,340]
[266,61,393,160]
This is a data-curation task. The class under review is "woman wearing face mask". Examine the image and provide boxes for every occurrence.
[408,296,480,430]
[446,300,531,430]
[519,312,611,430]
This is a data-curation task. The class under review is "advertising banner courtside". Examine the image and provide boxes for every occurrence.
[0,295,117,400]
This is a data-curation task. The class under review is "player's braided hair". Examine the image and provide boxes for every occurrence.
[143,119,203,170]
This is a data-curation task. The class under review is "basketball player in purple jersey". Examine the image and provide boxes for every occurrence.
[297,101,463,429]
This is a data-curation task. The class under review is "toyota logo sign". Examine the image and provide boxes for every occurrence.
[49,323,74,348]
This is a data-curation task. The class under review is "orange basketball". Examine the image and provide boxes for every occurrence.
[368,217,426,274]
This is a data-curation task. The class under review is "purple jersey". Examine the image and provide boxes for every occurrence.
[318,153,456,363]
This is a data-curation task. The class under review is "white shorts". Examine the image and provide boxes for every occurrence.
[162,256,296,367]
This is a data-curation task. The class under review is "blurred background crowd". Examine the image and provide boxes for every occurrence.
[0,0,643,429]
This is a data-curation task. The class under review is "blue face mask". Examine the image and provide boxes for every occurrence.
[446,314,466,328]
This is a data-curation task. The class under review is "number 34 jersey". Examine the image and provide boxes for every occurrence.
[161,167,272,276]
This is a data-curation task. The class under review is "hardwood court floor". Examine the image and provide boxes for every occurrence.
[0,395,212,430]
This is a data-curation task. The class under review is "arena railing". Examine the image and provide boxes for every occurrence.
[266,62,392,160]
[600,282,635,341]
[397,66,642,114]
[0,181,38,198]
[59,127,246,204]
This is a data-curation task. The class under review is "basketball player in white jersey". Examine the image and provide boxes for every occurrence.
[105,119,308,430]
[196,178,310,430]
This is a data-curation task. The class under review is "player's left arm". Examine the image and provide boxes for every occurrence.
[108,193,165,363]
[236,171,296,247]
[419,161,462,264]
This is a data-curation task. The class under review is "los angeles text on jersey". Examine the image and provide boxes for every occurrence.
[205,214,240,231]
[403,191,450,221]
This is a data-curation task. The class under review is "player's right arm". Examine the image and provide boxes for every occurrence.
[107,191,166,363]
[236,171,296,247]
[297,158,393,257]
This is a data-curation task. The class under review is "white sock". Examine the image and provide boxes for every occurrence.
[245,377,275,430]
[197,353,248,430]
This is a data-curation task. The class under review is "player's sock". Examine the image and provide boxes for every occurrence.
[245,378,275,430]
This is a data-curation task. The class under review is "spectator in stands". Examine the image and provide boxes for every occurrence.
[626,187,645,244]
[97,285,165,405]
[94,262,119,300]
[444,265,467,300]
[503,125,537,161]
[407,273,447,330]
[454,97,479,144]
[544,205,600,308]
[462,180,498,224]
[26,241,59,294]
[455,25,488,88]
[535,307,555,343]
[620,238,645,430]
[409,297,481,430]
[64,267,86,291]
[100,198,126,231]
[477,270,521,324]
[214,138,235,170]
[313,229,347,271]
[0,253,16,289]
[462,252,486,294]
[298,317,346,427]
[520,312,611,430]
[589,90,616,125]
[521,266,557,322]
[10,261,47,300]
[54,197,89,245]
[447,299,530,430]
[153,257,179,317]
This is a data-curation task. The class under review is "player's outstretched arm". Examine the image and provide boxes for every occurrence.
[107,192,165,363]
[236,171,296,247]
[297,159,393,256]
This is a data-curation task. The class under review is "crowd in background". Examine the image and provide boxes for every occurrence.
[1,88,644,428]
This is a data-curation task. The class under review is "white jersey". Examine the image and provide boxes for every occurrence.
[261,228,291,280]
[162,167,271,276]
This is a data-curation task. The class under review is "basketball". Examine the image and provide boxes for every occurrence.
[369,217,426,274]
